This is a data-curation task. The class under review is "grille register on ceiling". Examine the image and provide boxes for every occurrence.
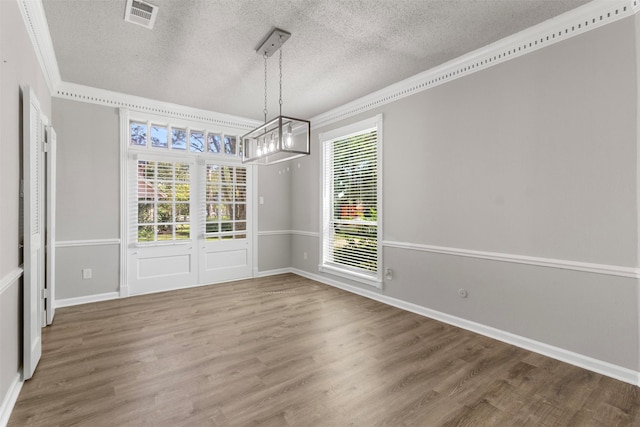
[124,0,158,29]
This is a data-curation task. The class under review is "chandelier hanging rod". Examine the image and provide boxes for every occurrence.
[241,28,310,165]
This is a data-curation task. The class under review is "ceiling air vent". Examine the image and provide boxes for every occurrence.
[124,0,158,29]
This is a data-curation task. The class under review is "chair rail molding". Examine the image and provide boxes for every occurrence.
[55,238,121,248]
[0,267,24,296]
[383,240,640,279]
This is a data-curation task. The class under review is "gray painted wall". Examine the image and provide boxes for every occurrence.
[256,160,292,272]
[0,0,52,416]
[54,99,120,241]
[291,16,640,371]
[52,99,120,299]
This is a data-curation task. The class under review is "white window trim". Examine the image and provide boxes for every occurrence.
[319,114,383,288]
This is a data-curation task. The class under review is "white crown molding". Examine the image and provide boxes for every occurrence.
[0,267,24,296]
[16,0,61,95]
[384,240,640,279]
[55,82,261,132]
[21,0,640,131]
[311,0,640,129]
[55,238,121,248]
[289,268,639,386]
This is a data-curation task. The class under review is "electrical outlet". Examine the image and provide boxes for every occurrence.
[303,252,308,260]
[82,268,92,279]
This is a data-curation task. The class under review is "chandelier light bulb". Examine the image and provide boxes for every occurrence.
[269,132,276,152]
[285,123,293,148]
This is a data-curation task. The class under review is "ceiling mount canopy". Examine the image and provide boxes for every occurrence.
[242,28,310,165]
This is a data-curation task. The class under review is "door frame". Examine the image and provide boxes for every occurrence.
[119,108,257,297]
[45,124,57,325]
[22,86,45,380]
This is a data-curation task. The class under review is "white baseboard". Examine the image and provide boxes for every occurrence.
[288,268,640,387]
[55,292,120,308]
[255,268,294,278]
[0,373,23,427]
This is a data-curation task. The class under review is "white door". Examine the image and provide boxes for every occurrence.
[45,125,57,325]
[199,162,252,284]
[128,155,198,295]
[22,86,45,380]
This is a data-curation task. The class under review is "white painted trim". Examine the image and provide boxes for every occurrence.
[21,0,640,135]
[257,230,290,237]
[56,82,260,132]
[383,240,640,279]
[256,267,293,278]
[55,292,120,308]
[257,230,320,238]
[0,373,23,427]
[119,109,129,301]
[289,268,640,386]
[16,0,61,95]
[0,267,23,296]
[319,264,382,289]
[311,0,638,128]
[291,230,320,238]
[55,239,120,248]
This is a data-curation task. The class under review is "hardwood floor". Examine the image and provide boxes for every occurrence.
[8,274,639,426]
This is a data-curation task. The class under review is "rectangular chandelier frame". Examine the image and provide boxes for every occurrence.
[241,115,310,165]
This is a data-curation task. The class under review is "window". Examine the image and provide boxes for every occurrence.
[321,115,382,287]
[204,164,247,240]
[129,120,240,156]
[135,159,191,242]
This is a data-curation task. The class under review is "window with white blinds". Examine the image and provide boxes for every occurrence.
[321,115,382,286]
[202,164,247,241]
[132,159,191,243]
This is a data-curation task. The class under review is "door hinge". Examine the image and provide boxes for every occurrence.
[43,140,48,153]
[42,288,50,299]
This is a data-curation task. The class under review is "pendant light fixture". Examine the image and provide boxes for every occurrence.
[241,28,310,165]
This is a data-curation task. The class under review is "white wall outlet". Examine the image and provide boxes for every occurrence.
[303,252,308,260]
[259,196,264,205]
[82,268,92,279]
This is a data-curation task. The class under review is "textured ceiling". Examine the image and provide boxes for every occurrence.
[42,0,592,121]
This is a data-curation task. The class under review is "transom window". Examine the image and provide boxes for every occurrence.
[130,120,240,156]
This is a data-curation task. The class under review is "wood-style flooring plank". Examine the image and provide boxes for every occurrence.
[8,273,640,426]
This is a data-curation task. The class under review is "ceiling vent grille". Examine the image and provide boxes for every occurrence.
[124,0,158,29]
